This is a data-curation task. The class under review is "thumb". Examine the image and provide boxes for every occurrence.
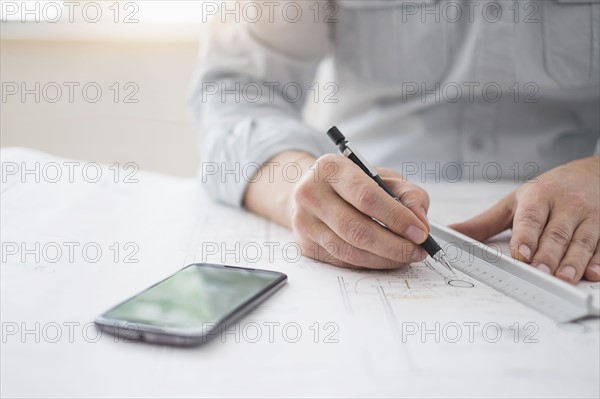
[449,193,516,242]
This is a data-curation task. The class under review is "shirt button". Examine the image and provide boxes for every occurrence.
[469,136,484,150]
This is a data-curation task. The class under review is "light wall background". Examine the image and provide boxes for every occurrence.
[1,4,204,177]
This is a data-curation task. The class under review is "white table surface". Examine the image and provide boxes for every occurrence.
[1,147,598,398]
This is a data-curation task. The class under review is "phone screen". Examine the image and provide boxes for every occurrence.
[101,264,285,330]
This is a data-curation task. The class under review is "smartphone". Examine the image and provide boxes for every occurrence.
[94,263,287,346]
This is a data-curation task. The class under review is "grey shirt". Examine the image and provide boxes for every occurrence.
[189,0,600,207]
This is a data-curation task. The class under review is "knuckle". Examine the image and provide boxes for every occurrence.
[399,192,418,210]
[409,184,429,202]
[386,208,409,233]
[345,218,374,247]
[292,180,314,205]
[517,210,544,229]
[572,233,597,254]
[544,225,571,246]
[566,192,588,211]
[531,181,553,198]
[418,188,430,207]
[355,185,378,212]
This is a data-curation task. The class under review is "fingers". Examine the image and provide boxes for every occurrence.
[314,222,412,269]
[293,212,413,269]
[386,177,430,228]
[509,191,550,262]
[554,220,598,283]
[584,245,600,282]
[295,236,357,269]
[530,209,581,277]
[294,174,426,265]
[326,156,429,245]
[290,154,430,270]
[449,192,515,242]
[506,182,599,284]
[311,192,426,264]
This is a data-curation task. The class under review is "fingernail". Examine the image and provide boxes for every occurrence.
[588,264,600,279]
[558,265,576,281]
[420,206,427,217]
[411,249,424,263]
[406,226,427,244]
[519,244,532,260]
[536,263,551,274]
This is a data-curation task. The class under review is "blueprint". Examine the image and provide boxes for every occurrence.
[1,148,599,398]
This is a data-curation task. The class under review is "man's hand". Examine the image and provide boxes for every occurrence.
[451,156,600,284]
[244,151,431,269]
[290,154,431,269]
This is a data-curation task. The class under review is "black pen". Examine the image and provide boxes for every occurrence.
[327,126,455,273]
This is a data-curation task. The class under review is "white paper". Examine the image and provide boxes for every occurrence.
[1,148,598,398]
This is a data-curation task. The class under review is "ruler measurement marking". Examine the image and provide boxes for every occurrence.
[430,223,596,322]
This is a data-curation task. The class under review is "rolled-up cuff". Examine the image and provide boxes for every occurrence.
[199,116,333,208]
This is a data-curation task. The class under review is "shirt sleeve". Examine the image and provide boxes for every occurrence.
[189,2,334,207]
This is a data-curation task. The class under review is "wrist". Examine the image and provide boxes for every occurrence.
[243,151,316,228]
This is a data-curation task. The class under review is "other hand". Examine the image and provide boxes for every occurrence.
[451,156,600,284]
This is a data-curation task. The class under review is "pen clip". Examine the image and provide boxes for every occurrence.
[342,142,379,177]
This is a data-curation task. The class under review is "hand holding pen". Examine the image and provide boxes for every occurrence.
[270,130,443,271]
[327,126,454,272]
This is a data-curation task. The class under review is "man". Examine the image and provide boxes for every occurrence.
[190,0,600,284]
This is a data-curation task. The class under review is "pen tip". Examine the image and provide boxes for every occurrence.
[440,255,456,275]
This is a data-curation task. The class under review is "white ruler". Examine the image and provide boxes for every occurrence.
[430,222,600,323]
